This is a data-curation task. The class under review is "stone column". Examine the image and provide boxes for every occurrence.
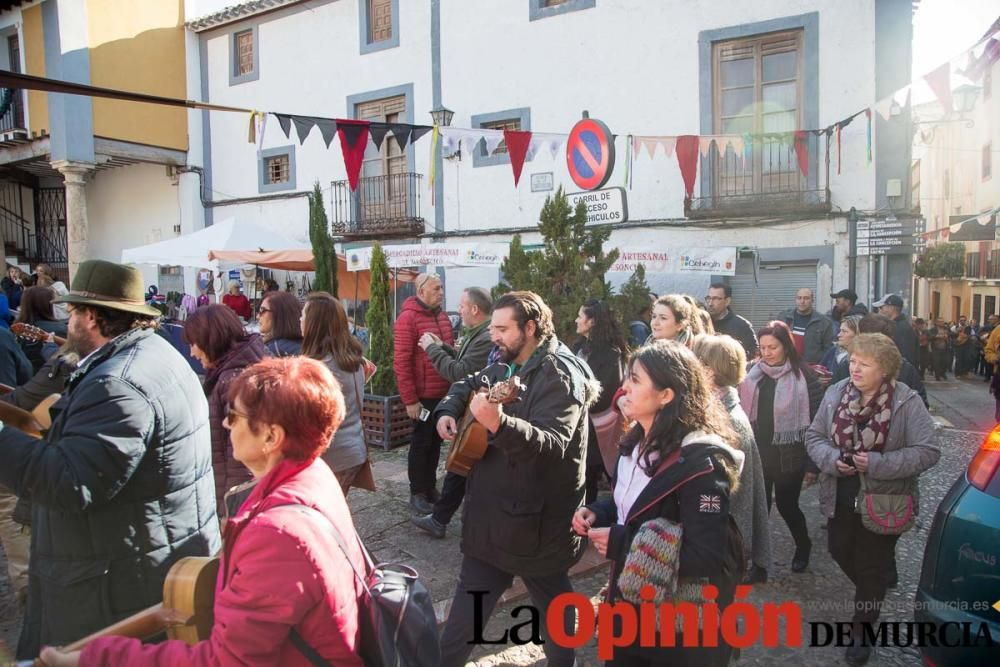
[52,160,95,282]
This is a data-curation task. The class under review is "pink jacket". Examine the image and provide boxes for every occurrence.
[392,296,455,405]
[81,458,366,666]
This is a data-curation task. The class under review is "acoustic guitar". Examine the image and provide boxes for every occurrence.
[10,322,67,347]
[14,556,219,666]
[0,392,61,436]
[445,376,525,476]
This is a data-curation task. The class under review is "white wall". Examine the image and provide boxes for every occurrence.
[86,163,183,290]
[199,0,880,238]
[202,0,432,242]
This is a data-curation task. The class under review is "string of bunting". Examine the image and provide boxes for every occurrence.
[0,18,995,198]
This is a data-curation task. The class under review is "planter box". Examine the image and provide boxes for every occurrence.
[361,393,413,450]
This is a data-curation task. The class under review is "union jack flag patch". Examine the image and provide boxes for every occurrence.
[699,494,721,513]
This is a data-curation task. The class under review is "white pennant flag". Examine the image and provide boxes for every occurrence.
[659,136,677,158]
[874,95,895,121]
[481,129,505,156]
[439,127,462,155]
[527,132,565,160]
[699,136,717,157]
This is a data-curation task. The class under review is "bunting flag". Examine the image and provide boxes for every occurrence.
[873,94,894,122]
[923,62,954,113]
[835,124,842,175]
[526,132,566,160]
[698,136,716,158]
[504,129,533,187]
[634,136,676,159]
[247,111,260,144]
[393,124,432,151]
[257,113,267,151]
[793,130,809,178]
[428,126,440,204]
[675,135,700,198]
[623,134,632,189]
[336,119,371,191]
[292,116,316,145]
[368,123,391,150]
[274,113,292,139]
[865,109,872,166]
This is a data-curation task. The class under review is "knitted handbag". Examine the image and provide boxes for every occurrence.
[618,517,682,603]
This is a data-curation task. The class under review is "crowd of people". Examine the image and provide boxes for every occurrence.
[0,261,952,666]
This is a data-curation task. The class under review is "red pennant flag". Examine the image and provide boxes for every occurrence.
[675,135,699,198]
[504,130,532,186]
[336,119,370,191]
[923,63,953,113]
[793,130,809,179]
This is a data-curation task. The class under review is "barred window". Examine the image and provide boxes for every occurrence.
[266,154,289,184]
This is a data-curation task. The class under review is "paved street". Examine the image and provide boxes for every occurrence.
[0,375,994,664]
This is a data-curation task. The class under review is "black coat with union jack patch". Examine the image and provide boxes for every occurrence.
[588,439,744,606]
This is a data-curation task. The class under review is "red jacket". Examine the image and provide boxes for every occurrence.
[81,458,366,667]
[222,293,252,320]
[392,296,455,404]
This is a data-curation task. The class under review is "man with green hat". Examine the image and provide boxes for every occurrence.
[0,259,221,659]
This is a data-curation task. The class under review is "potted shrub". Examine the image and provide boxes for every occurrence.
[361,243,412,449]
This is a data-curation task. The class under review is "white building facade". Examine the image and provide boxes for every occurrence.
[190,0,916,323]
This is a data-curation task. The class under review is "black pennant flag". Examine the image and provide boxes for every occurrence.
[314,118,337,148]
[292,116,316,145]
[274,113,292,139]
[409,125,432,145]
[339,122,368,149]
[388,124,412,151]
[368,122,391,150]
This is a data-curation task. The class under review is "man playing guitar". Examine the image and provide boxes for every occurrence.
[433,291,599,667]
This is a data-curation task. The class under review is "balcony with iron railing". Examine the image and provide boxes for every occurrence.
[685,134,831,218]
[331,172,425,239]
[965,250,1000,280]
[0,89,26,136]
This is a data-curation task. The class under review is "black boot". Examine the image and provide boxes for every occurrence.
[791,539,811,573]
[845,632,872,666]
[744,564,768,584]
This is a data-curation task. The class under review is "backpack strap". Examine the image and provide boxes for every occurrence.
[267,504,372,666]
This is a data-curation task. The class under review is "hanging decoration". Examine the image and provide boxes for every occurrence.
[428,126,440,204]
[675,135,700,198]
[793,130,809,178]
[336,119,371,192]
[923,62,954,113]
[865,109,872,166]
[274,113,292,139]
[504,129,533,187]
[623,134,632,189]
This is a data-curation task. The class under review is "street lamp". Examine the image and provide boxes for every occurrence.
[429,106,454,127]
[914,84,981,129]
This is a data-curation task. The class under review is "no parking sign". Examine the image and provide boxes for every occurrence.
[566,118,615,191]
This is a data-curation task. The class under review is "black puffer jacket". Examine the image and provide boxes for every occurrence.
[435,336,597,576]
[204,335,269,512]
[0,327,221,658]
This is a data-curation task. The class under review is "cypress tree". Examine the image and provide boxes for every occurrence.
[366,243,396,396]
[308,181,338,296]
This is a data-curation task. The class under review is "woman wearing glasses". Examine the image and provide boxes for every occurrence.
[259,290,303,357]
[183,304,268,513]
[43,357,368,666]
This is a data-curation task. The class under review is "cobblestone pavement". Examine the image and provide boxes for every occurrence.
[0,379,991,665]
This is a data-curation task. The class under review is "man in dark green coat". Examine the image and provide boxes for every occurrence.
[412,286,494,538]
[0,260,221,659]
[434,291,598,667]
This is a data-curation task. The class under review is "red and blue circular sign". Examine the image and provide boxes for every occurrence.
[566,118,615,191]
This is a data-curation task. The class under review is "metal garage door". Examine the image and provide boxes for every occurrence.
[725,257,819,330]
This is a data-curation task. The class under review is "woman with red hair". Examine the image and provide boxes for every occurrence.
[44,357,367,666]
[738,320,825,576]
[183,304,268,512]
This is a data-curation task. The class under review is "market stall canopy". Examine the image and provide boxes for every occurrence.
[121,218,308,270]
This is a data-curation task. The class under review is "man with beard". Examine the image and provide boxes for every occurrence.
[0,260,220,659]
[433,291,598,667]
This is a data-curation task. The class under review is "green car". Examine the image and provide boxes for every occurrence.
[915,426,1000,666]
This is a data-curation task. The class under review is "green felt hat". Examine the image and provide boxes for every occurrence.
[53,260,161,317]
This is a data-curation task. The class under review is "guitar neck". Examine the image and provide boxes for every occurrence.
[20,603,187,665]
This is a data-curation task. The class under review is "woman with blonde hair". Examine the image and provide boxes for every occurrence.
[807,334,939,665]
[649,294,699,347]
[301,292,369,494]
[694,333,771,583]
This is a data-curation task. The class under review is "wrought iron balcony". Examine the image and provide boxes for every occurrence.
[685,135,831,218]
[0,89,26,136]
[331,172,425,239]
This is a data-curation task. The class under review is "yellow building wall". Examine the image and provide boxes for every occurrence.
[86,0,188,151]
[22,4,48,136]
